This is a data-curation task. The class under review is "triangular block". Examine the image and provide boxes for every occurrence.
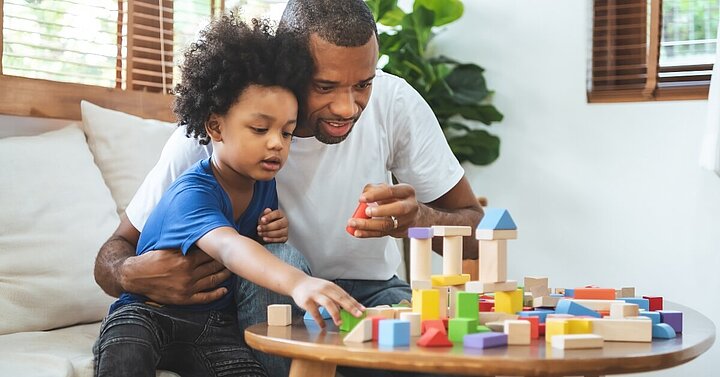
[417,327,453,347]
[343,318,373,344]
[477,208,517,230]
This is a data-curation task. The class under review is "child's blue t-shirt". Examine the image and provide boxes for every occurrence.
[110,157,278,313]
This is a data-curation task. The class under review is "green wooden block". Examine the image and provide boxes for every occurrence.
[340,309,366,332]
[456,292,479,320]
[476,325,491,333]
[448,318,478,343]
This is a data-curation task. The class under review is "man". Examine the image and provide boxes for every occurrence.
[94,0,482,375]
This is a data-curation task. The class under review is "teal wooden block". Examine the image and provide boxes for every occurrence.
[378,319,411,347]
[639,311,661,325]
[555,299,601,318]
[477,208,517,230]
[620,298,650,311]
[652,323,676,339]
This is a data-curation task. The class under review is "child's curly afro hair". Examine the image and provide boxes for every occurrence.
[173,15,313,145]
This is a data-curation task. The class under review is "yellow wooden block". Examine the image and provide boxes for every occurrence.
[568,318,594,334]
[494,288,523,314]
[431,274,470,287]
[545,318,570,343]
[411,289,440,321]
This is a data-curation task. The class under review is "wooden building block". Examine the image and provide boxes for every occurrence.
[567,318,593,334]
[639,311,661,325]
[268,304,292,326]
[479,240,507,284]
[518,316,540,339]
[448,285,464,318]
[494,288,523,314]
[369,316,385,341]
[343,318,373,344]
[392,307,413,319]
[485,321,505,332]
[411,280,431,290]
[555,300,601,318]
[436,286,449,319]
[412,289,440,321]
[652,323,677,339]
[431,274,470,287]
[545,319,570,343]
[618,287,635,298]
[642,296,664,311]
[591,317,652,342]
[449,318,478,343]
[476,208,517,230]
[339,309,367,332]
[409,238,432,283]
[478,299,494,312]
[518,309,554,324]
[455,291,480,321]
[570,299,624,311]
[303,306,331,321]
[466,280,517,294]
[573,288,616,300]
[533,296,560,308]
[610,303,640,319]
[475,229,518,240]
[421,319,446,335]
[399,312,422,337]
[417,327,452,347]
[620,297,650,311]
[478,312,518,325]
[365,306,395,319]
[504,320,531,345]
[378,319,411,347]
[441,236,464,276]
[524,277,550,298]
[432,225,472,237]
[551,334,604,350]
[464,332,508,349]
[658,310,683,333]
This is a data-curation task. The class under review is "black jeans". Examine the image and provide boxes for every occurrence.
[93,303,267,377]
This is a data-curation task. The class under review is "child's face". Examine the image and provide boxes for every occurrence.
[210,85,297,181]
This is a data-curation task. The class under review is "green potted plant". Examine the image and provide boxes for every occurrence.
[366,0,503,165]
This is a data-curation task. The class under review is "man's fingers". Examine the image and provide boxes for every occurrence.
[187,287,228,305]
[365,200,412,218]
[193,268,232,292]
[361,183,414,203]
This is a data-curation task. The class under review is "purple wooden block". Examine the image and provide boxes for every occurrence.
[408,227,434,239]
[463,332,508,349]
[658,310,683,333]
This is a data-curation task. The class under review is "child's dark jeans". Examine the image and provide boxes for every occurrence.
[93,303,267,377]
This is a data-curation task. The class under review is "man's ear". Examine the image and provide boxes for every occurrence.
[206,114,222,142]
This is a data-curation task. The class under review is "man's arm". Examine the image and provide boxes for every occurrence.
[347,176,483,259]
[94,214,232,304]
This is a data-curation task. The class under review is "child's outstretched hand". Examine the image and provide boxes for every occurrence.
[292,276,365,328]
[257,208,288,243]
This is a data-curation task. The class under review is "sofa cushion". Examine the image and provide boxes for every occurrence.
[80,100,175,214]
[0,125,118,335]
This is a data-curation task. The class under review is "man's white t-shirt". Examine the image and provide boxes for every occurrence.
[126,70,464,280]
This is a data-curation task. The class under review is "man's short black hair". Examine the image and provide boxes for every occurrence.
[173,15,313,145]
[278,0,377,47]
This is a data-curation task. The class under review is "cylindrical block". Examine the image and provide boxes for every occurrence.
[410,238,432,282]
[442,236,463,275]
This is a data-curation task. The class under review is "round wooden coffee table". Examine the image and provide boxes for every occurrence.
[245,302,715,376]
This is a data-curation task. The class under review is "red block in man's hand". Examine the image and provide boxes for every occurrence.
[346,202,370,236]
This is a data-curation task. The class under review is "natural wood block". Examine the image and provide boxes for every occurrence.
[343,318,373,344]
[591,317,652,342]
[466,280,517,294]
[400,312,422,336]
[504,320,531,345]
[432,225,472,237]
[441,236,463,276]
[524,276,550,298]
[533,296,560,308]
[475,229,518,240]
[268,304,292,326]
[410,238,432,283]
[610,303,640,319]
[478,312,518,325]
[552,334,604,349]
[479,240,507,284]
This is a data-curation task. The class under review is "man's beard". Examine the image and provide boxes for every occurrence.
[312,118,357,145]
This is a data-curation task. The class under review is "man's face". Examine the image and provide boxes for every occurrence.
[298,33,378,144]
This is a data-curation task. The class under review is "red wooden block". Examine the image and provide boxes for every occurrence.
[480,295,494,300]
[417,327,453,347]
[519,316,540,339]
[369,316,385,341]
[346,202,370,236]
[442,317,449,330]
[523,306,533,311]
[421,319,446,335]
[479,300,494,312]
[643,296,664,311]
[573,288,616,300]
[538,323,546,336]
[597,310,610,317]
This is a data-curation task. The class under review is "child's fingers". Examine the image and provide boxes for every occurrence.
[257,208,273,225]
[304,303,326,329]
[329,287,365,317]
[259,217,288,233]
[316,298,342,327]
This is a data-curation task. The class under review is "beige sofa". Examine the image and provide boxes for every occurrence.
[0,102,179,377]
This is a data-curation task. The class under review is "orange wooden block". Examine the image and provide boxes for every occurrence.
[573,288,616,300]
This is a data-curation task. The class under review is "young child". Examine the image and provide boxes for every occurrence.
[93,15,364,377]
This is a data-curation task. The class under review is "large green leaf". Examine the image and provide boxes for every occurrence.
[447,129,500,165]
[414,0,464,26]
[379,7,406,26]
[444,64,489,105]
[366,0,398,22]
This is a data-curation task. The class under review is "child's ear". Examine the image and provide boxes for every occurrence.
[205,114,222,142]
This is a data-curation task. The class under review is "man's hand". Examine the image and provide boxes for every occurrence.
[121,248,232,305]
[257,208,289,243]
[291,276,365,328]
[346,183,421,238]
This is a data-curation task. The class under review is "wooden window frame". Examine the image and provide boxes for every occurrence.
[588,0,713,103]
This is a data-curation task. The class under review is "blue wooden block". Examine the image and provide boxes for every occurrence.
[550,293,564,298]
[639,311,661,325]
[464,332,508,349]
[303,306,332,321]
[518,309,555,324]
[378,319,411,347]
[477,208,517,230]
[564,288,575,298]
[652,323,676,339]
[620,298,650,311]
[555,300,601,318]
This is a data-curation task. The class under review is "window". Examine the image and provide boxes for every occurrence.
[588,0,718,102]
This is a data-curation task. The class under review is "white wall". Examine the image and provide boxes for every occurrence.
[434,1,719,375]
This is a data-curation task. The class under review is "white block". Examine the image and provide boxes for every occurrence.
[432,225,472,237]
[343,318,373,344]
[569,299,625,311]
[479,240,507,284]
[552,334,604,349]
[365,306,395,319]
[524,276,549,298]
[442,236,463,276]
[533,296,560,308]
[411,280,431,290]
[410,238,432,282]
[475,229,518,240]
[466,280,517,293]
[591,318,652,342]
[400,312,422,337]
[610,303,640,319]
[267,304,291,326]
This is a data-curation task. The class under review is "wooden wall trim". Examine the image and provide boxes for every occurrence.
[1,0,4,76]
[0,75,175,121]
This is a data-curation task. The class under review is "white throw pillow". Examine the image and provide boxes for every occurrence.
[0,125,118,335]
[81,100,175,214]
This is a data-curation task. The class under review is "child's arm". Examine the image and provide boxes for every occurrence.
[196,227,364,327]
